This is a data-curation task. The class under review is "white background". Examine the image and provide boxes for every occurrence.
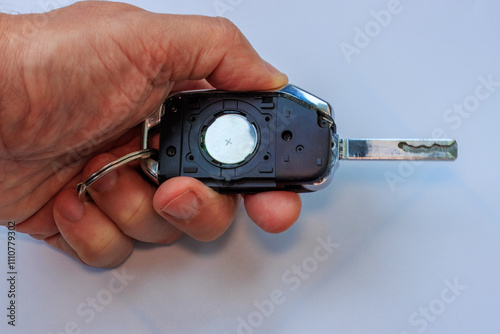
[1,0,499,333]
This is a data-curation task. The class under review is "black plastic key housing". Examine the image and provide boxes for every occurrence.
[158,89,336,193]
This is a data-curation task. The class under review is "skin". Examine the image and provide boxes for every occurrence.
[0,2,301,267]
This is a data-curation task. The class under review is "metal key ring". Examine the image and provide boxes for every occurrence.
[76,148,158,200]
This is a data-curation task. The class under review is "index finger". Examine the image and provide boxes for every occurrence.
[138,13,288,90]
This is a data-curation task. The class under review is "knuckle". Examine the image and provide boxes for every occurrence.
[116,193,150,232]
[212,16,238,31]
[209,16,241,45]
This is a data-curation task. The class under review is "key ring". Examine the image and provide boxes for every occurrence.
[76,148,158,200]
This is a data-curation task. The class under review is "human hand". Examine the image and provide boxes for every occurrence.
[0,1,301,267]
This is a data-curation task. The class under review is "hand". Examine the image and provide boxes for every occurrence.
[0,1,301,267]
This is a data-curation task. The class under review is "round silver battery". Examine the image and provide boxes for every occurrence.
[203,114,258,165]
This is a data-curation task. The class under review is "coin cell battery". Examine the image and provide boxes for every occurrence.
[201,114,258,165]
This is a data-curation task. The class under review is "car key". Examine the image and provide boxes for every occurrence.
[77,85,457,198]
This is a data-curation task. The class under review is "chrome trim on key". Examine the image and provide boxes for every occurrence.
[140,105,163,184]
[278,84,334,119]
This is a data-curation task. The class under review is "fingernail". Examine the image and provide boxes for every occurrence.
[161,190,199,220]
[58,194,85,222]
[91,171,118,193]
[263,60,289,87]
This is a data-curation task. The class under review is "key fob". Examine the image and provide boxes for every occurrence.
[78,85,456,199]
[141,85,339,193]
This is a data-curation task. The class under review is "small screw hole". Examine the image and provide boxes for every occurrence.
[282,130,293,142]
[166,146,176,157]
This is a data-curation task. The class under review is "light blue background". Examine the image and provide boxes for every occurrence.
[1,0,499,333]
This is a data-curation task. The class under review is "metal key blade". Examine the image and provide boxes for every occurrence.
[339,139,457,160]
